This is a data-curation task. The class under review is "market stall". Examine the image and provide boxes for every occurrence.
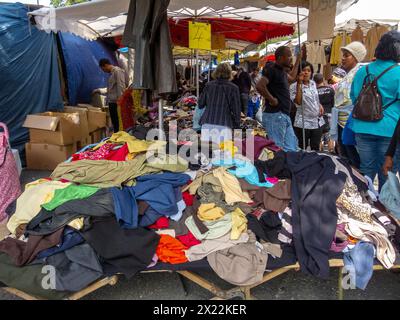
[3,0,400,302]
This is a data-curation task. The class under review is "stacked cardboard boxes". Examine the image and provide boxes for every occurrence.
[77,104,107,144]
[23,111,90,170]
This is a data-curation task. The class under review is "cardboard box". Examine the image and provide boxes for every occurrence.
[25,143,77,171]
[64,106,90,139]
[77,104,107,132]
[23,112,82,145]
[90,128,106,144]
[76,135,92,151]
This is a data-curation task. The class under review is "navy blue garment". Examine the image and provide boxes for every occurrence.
[287,151,347,279]
[139,187,185,227]
[0,3,63,152]
[36,227,85,260]
[111,173,191,229]
[58,33,118,106]
[343,242,375,290]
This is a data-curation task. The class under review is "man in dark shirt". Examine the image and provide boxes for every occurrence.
[256,46,300,151]
[314,73,335,152]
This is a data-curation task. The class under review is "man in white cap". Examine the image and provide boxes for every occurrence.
[330,41,367,168]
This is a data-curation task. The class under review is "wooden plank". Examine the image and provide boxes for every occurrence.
[2,288,41,300]
[66,276,118,300]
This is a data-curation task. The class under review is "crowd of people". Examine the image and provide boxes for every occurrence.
[198,30,400,190]
[95,30,400,193]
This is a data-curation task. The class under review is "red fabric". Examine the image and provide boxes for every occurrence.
[148,217,169,230]
[169,18,294,48]
[176,232,201,248]
[156,235,188,264]
[117,89,135,131]
[182,191,194,207]
[105,144,129,161]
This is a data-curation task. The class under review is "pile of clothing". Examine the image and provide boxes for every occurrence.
[0,130,398,299]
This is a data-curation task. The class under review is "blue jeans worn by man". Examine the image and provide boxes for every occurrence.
[355,133,400,191]
[263,112,298,152]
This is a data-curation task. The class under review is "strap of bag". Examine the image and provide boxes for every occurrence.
[375,64,399,82]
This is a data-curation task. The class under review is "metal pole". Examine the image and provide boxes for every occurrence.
[297,6,306,151]
[158,99,164,139]
[196,49,200,99]
[208,51,212,81]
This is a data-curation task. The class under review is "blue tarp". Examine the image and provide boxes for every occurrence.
[59,32,117,106]
[0,3,63,151]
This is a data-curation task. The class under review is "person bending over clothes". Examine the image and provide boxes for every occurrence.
[290,62,325,151]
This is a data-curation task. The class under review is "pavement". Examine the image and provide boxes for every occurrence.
[0,170,399,300]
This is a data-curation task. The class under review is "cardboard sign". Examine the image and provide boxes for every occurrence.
[189,21,211,50]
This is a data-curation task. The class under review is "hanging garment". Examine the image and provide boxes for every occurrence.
[330,33,351,65]
[365,25,389,61]
[287,152,347,278]
[122,0,177,94]
[117,89,135,131]
[306,42,327,66]
[351,26,364,43]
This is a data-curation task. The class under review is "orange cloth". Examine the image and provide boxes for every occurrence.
[156,235,188,264]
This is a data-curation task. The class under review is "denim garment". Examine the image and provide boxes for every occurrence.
[262,112,298,152]
[380,172,400,218]
[343,241,375,290]
[355,133,400,191]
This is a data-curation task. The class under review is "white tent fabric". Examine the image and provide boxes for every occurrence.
[29,0,308,41]
[29,0,355,41]
[336,0,400,31]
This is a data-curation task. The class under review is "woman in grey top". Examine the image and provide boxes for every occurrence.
[290,61,325,151]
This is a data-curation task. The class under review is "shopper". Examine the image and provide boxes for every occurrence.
[290,62,324,151]
[330,42,367,168]
[98,58,128,133]
[235,68,252,116]
[350,31,400,190]
[256,46,301,152]
[198,63,241,144]
[314,73,335,152]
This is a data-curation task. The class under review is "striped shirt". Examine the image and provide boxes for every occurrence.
[198,79,242,129]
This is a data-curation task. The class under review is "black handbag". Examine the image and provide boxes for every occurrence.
[353,64,399,122]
